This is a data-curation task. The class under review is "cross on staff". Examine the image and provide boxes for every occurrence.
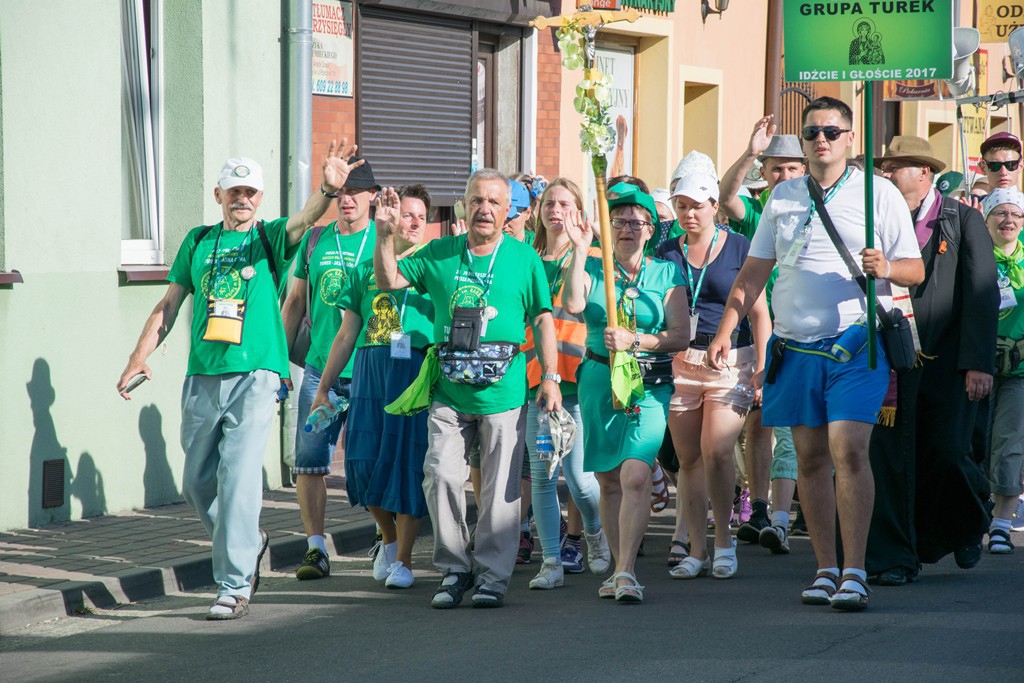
[531,4,642,408]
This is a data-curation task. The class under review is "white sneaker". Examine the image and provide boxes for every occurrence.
[585,529,611,575]
[385,561,414,588]
[528,558,564,590]
[372,541,397,581]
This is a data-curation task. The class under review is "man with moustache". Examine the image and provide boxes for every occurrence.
[282,157,379,582]
[117,143,361,619]
[374,168,561,609]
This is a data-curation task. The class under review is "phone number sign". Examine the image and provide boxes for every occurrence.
[784,1,953,82]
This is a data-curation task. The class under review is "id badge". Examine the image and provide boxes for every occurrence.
[781,226,812,268]
[390,331,412,359]
[202,298,245,345]
[689,312,699,343]
[999,285,1017,310]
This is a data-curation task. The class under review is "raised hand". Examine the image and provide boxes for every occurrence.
[375,186,401,236]
[748,115,776,158]
[563,209,592,250]
[322,139,364,193]
[451,218,468,236]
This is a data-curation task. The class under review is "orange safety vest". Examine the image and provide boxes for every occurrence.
[523,247,598,388]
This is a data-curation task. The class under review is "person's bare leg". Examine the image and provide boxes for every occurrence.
[702,402,748,549]
[771,477,797,518]
[828,420,875,569]
[470,467,481,511]
[368,506,397,544]
[791,425,838,569]
[993,493,1018,520]
[296,474,327,537]
[670,410,708,560]
[743,412,773,502]
[394,513,421,567]
[613,459,653,583]
[595,469,623,564]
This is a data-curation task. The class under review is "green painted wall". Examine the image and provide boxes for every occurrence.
[0,0,288,531]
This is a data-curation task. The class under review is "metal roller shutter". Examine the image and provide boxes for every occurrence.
[358,8,473,207]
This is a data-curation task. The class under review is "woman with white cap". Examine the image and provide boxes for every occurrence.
[983,188,1024,555]
[656,171,771,580]
[562,183,690,603]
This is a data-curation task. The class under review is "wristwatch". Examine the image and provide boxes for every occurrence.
[632,331,641,352]
[320,183,339,199]
[541,373,562,384]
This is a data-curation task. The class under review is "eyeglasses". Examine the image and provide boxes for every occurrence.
[610,218,652,231]
[983,159,1022,172]
[801,126,853,142]
[990,210,1024,222]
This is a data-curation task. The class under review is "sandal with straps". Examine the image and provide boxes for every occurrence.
[206,595,250,621]
[650,463,670,513]
[830,573,871,611]
[801,569,839,605]
[666,539,691,567]
[612,571,644,604]
[669,555,710,579]
[712,543,738,579]
[988,528,1015,554]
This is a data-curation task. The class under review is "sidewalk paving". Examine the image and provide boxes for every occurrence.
[0,471,376,635]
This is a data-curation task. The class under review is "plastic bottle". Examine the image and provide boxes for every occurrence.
[304,396,349,433]
[536,410,555,460]
[831,314,869,363]
[276,381,290,402]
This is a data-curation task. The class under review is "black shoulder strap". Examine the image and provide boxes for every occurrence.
[196,225,214,244]
[807,178,893,327]
[304,225,326,277]
[256,221,280,290]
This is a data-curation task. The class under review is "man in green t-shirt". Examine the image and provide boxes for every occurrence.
[717,115,807,552]
[281,159,379,581]
[375,169,561,609]
[116,144,362,621]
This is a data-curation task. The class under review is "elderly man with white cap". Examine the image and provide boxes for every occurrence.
[116,141,362,620]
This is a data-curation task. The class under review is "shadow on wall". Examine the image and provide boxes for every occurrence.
[71,452,107,518]
[140,404,182,507]
[26,358,72,527]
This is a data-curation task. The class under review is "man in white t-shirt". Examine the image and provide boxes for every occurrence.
[707,97,924,612]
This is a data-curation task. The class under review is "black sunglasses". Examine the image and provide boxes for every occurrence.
[801,126,853,142]
[983,159,1022,172]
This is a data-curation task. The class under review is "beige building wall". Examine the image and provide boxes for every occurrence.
[555,4,769,199]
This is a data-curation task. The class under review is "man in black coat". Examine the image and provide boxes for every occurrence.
[867,137,999,584]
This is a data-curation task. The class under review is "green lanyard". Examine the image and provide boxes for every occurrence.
[614,256,647,329]
[333,225,371,278]
[459,234,504,303]
[804,167,853,227]
[682,227,720,316]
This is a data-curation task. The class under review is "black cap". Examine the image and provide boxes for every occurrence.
[343,157,379,190]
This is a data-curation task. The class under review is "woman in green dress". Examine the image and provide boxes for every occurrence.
[562,183,690,603]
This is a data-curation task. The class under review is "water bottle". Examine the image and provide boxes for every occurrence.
[276,381,290,402]
[732,383,756,402]
[536,410,555,461]
[831,314,869,363]
[304,396,349,433]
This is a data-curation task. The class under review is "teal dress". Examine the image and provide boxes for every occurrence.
[578,256,686,472]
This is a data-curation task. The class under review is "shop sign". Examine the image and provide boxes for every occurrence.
[312,1,354,97]
[979,1,1024,41]
[784,1,954,82]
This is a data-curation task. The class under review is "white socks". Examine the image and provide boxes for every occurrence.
[771,510,791,528]
[308,535,328,554]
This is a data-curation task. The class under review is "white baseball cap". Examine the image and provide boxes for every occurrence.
[670,172,720,203]
[218,157,264,191]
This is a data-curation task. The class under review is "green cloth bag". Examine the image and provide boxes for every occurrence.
[610,350,644,408]
[384,346,440,416]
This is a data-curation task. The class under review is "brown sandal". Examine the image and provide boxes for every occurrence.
[666,539,691,567]
[801,569,839,606]
[830,573,871,611]
[651,462,670,512]
[206,595,250,620]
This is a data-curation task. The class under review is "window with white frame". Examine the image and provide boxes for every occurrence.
[121,0,163,265]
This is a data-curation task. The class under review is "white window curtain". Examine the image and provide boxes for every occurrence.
[121,0,161,264]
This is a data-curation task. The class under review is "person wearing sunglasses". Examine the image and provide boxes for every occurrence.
[980,133,1022,192]
[866,136,999,587]
[707,96,924,612]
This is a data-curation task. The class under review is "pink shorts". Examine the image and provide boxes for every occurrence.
[669,345,756,413]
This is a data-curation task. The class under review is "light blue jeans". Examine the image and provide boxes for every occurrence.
[527,396,602,561]
[180,370,277,599]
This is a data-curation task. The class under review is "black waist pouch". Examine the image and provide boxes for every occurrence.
[450,306,484,352]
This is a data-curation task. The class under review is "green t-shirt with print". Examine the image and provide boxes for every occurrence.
[168,217,297,378]
[294,221,376,375]
[336,260,435,350]
[398,234,552,415]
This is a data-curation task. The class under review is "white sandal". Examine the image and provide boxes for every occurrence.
[712,543,738,579]
[612,571,644,603]
[669,555,710,579]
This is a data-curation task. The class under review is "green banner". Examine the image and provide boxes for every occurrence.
[624,0,676,12]
[784,1,953,82]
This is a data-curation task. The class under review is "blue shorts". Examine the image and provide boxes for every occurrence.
[761,333,889,429]
[294,364,350,475]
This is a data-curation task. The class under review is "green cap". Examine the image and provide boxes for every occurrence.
[606,182,658,222]
[936,171,964,196]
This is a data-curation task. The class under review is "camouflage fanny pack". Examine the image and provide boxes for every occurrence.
[438,342,519,385]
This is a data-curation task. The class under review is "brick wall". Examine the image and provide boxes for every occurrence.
[535,28,562,180]
[311,94,357,225]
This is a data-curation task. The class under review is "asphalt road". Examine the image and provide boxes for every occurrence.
[2,514,1022,683]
